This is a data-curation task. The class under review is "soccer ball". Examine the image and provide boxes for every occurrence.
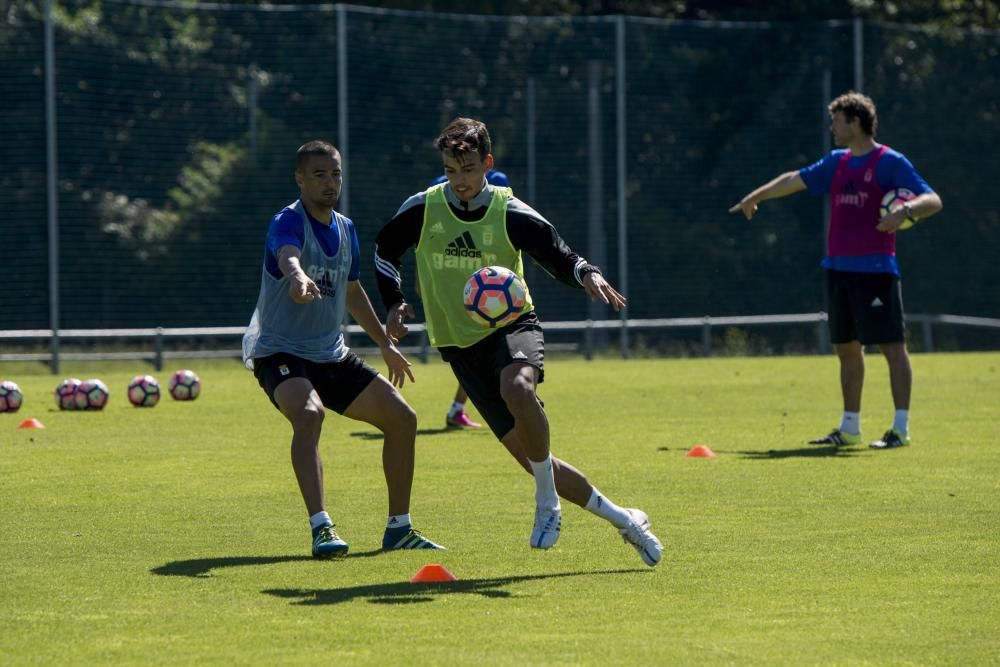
[463,266,527,328]
[880,188,917,230]
[127,374,161,407]
[55,378,82,410]
[168,369,201,401]
[0,380,24,413]
[74,378,109,411]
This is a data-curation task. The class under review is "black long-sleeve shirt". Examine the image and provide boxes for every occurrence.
[374,183,601,311]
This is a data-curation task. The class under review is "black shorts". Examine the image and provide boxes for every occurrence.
[253,351,378,414]
[444,313,545,439]
[826,270,905,345]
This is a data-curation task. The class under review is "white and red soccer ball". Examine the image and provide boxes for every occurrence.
[127,374,161,407]
[880,187,917,230]
[463,266,527,328]
[55,378,82,410]
[74,378,110,411]
[0,380,24,413]
[168,369,201,401]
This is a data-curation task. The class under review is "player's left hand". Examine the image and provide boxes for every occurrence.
[728,197,759,220]
[876,207,908,233]
[583,272,626,312]
[379,340,415,388]
[386,302,416,341]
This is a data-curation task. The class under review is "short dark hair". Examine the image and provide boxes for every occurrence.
[296,140,340,169]
[435,118,491,163]
[829,92,878,137]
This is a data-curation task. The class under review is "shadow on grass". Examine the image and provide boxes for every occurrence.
[263,568,647,606]
[152,549,386,578]
[737,444,866,459]
[658,445,865,459]
[349,427,491,440]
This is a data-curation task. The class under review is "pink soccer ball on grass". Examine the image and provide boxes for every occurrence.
[168,369,201,401]
[463,266,527,329]
[74,379,109,411]
[0,380,24,413]
[55,378,82,410]
[127,374,161,407]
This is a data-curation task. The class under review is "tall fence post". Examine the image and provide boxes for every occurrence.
[817,315,830,354]
[525,77,537,287]
[586,61,606,356]
[45,0,60,375]
[821,67,831,259]
[248,63,258,161]
[921,320,934,353]
[336,5,349,215]
[853,17,864,92]
[336,4,350,349]
[615,14,629,358]
[155,327,164,371]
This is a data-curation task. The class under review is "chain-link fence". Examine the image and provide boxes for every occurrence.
[2,1,998,357]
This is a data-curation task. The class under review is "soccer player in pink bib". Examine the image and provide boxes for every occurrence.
[730,92,942,450]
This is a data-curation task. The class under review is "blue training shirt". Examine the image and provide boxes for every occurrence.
[264,207,360,281]
[799,145,933,275]
[431,169,510,188]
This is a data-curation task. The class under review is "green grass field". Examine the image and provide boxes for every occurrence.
[2,353,998,665]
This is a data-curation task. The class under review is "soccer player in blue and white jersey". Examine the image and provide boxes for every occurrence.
[243,140,443,558]
[730,92,943,450]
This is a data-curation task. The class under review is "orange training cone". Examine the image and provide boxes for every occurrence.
[410,564,457,583]
[686,444,716,458]
[18,418,45,429]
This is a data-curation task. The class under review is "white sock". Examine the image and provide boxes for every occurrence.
[584,488,632,529]
[386,513,410,530]
[893,410,909,437]
[309,511,332,530]
[840,411,861,436]
[447,401,464,418]
[528,455,560,511]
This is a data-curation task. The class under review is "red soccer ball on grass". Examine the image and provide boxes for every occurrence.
[168,369,201,401]
[463,266,527,329]
[55,378,82,410]
[0,380,24,413]
[127,374,161,407]
[74,379,109,411]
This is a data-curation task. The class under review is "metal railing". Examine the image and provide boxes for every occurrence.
[1,313,997,372]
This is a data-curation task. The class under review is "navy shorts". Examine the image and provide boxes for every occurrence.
[442,313,545,439]
[253,351,378,414]
[826,270,906,345]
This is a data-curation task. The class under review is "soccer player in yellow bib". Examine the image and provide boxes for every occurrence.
[374,118,663,565]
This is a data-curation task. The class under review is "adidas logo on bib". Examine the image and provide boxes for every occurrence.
[871,297,884,307]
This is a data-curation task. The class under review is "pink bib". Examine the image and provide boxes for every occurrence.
[828,145,893,257]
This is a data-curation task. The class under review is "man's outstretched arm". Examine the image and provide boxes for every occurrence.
[728,171,807,220]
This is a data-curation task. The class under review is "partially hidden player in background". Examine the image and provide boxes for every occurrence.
[729,92,942,449]
[242,140,444,559]
[375,117,663,565]
[427,167,512,430]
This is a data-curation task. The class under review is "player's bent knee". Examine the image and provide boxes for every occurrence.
[290,402,325,433]
[373,399,417,436]
[389,403,417,435]
[500,378,536,411]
